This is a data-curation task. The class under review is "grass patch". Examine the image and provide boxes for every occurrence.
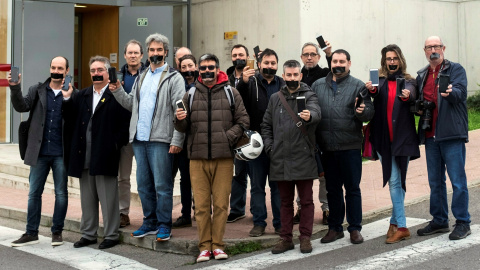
[225,241,263,256]
[414,108,480,131]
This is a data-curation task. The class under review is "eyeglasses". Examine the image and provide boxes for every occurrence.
[199,65,216,71]
[424,45,443,51]
[386,57,399,62]
[301,53,318,58]
[90,68,106,73]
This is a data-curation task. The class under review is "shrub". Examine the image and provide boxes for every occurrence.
[467,84,480,111]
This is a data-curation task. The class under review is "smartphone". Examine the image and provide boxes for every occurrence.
[108,67,117,83]
[439,74,450,93]
[396,78,406,97]
[253,46,260,60]
[370,69,379,87]
[10,66,19,83]
[296,96,306,115]
[176,99,186,111]
[316,35,328,51]
[356,95,364,108]
[62,75,72,91]
[117,72,123,84]
[246,59,255,70]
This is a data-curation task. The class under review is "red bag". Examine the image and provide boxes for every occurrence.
[362,123,377,160]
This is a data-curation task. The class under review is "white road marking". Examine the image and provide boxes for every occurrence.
[0,226,155,270]
[200,217,429,270]
[334,224,480,270]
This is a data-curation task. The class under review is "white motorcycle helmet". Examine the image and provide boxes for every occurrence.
[234,130,264,161]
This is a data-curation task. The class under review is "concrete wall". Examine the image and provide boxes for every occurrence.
[191,0,479,94]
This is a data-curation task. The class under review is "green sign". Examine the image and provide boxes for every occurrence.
[137,18,148,27]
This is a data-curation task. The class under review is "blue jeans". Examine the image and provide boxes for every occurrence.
[26,155,68,235]
[322,150,362,232]
[425,138,470,225]
[229,158,248,215]
[248,152,281,229]
[132,140,174,229]
[377,152,409,228]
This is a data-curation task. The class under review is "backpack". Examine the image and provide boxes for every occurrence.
[187,85,235,117]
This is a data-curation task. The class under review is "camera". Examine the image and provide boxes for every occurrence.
[421,101,436,130]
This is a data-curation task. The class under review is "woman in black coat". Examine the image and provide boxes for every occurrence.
[365,44,420,244]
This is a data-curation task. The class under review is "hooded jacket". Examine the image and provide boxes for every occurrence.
[312,72,374,152]
[261,82,321,181]
[416,59,468,144]
[174,71,250,160]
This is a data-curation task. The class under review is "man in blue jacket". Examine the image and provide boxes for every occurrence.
[416,36,471,240]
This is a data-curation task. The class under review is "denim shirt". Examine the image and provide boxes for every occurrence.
[136,64,167,141]
[40,86,63,156]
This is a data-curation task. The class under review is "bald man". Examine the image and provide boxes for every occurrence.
[175,47,192,69]
[415,36,471,240]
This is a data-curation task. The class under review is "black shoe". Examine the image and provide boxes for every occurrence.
[417,221,449,236]
[172,216,192,228]
[249,225,265,237]
[227,213,246,223]
[74,237,97,248]
[274,227,281,235]
[449,222,471,240]
[11,233,39,247]
[51,232,63,246]
[293,211,301,224]
[99,239,119,249]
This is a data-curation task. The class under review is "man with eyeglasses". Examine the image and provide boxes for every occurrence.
[62,55,130,249]
[117,39,146,228]
[293,41,333,225]
[110,33,185,242]
[227,44,251,224]
[415,36,471,240]
[236,48,283,237]
[174,53,249,262]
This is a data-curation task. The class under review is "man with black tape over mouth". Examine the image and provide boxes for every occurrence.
[235,48,284,238]
[415,36,471,241]
[61,55,130,249]
[312,49,374,245]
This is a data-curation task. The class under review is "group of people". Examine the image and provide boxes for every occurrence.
[7,32,470,263]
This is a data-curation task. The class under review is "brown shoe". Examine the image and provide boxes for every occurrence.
[386,228,411,244]
[300,238,312,253]
[322,210,329,225]
[271,239,294,254]
[320,230,344,243]
[350,230,364,244]
[387,224,398,239]
[249,225,265,237]
[120,214,130,228]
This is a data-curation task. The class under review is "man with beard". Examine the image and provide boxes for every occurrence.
[227,44,251,223]
[111,33,185,242]
[293,40,333,225]
[174,54,249,262]
[262,59,321,254]
[9,56,71,247]
[415,36,471,240]
[312,49,374,245]
[62,56,129,249]
[118,39,146,228]
[235,48,283,237]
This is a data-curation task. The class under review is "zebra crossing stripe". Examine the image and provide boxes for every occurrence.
[334,224,480,270]
[199,217,429,270]
[0,226,155,270]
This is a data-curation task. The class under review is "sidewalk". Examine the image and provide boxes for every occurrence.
[1,129,479,255]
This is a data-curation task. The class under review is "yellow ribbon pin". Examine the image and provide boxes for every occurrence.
[101,98,105,103]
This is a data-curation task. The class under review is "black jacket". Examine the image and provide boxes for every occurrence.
[301,55,332,87]
[416,59,468,144]
[236,73,285,132]
[369,76,420,190]
[63,85,130,178]
[261,83,321,181]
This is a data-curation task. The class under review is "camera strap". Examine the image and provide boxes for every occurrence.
[277,91,316,151]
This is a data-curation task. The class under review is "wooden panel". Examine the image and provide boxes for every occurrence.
[80,7,119,89]
[0,0,8,142]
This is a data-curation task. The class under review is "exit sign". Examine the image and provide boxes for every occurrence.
[137,18,148,26]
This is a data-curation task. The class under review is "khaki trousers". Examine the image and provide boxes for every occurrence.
[190,158,233,251]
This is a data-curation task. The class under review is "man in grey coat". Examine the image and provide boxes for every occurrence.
[8,56,71,247]
[110,33,185,242]
[262,60,321,254]
[312,49,374,245]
